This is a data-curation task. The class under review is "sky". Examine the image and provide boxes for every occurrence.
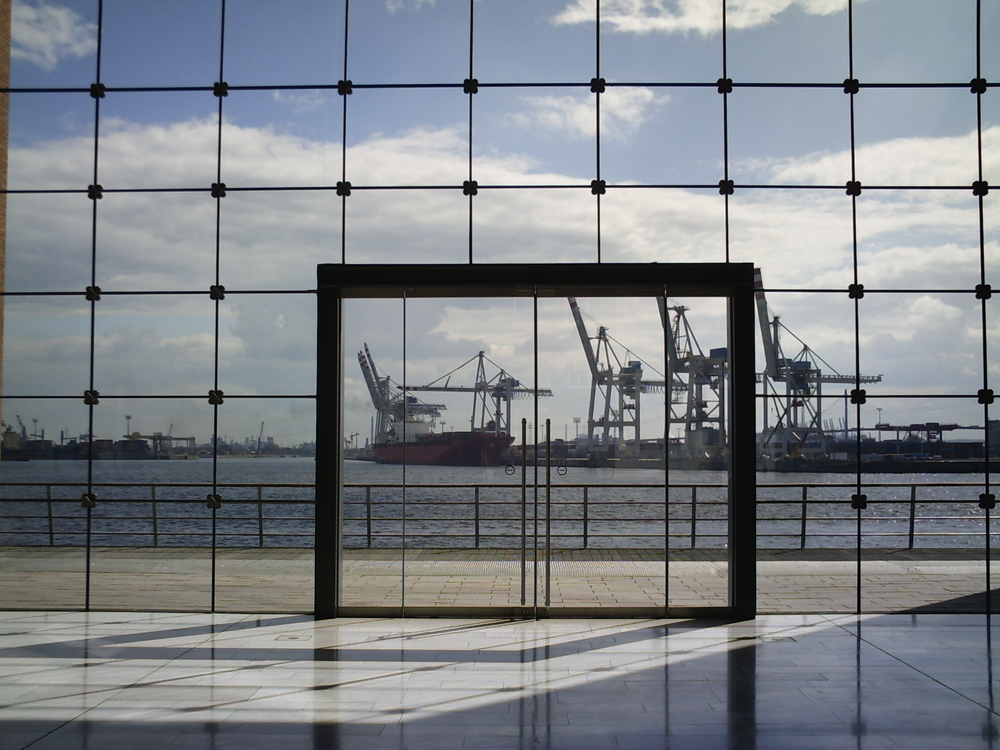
[2,0,998,448]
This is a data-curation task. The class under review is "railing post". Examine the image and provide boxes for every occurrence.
[908,484,917,549]
[690,486,698,549]
[583,487,589,550]
[366,486,372,549]
[47,484,54,546]
[800,486,808,550]
[151,486,158,547]
[257,485,265,549]
[474,486,480,549]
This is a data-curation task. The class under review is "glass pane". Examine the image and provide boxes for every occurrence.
[87,419,214,612]
[5,193,92,293]
[96,192,217,291]
[756,475,856,614]
[755,291,858,469]
[221,90,342,188]
[601,20,719,84]
[98,92,218,191]
[854,89,978,187]
[730,193,854,287]
[729,88,849,185]
[342,298,405,609]
[9,0,98,89]
[219,191,341,290]
[475,86,595,180]
[860,292,983,403]
[985,1,1000,84]
[854,0,975,84]
[664,296,729,609]
[859,397,991,614]
[602,188,726,265]
[3,296,91,398]
[472,188,596,264]
[475,0,594,84]
[601,88,722,186]
[728,7,847,83]
[93,295,216,398]
[344,190,468,264]
[100,0,221,88]
[854,190,983,292]
[218,294,317,397]
[348,88,467,187]
[224,1,344,86]
[213,399,316,613]
[397,297,533,610]
[348,0,468,85]
[539,295,670,610]
[8,93,94,191]
[0,399,90,610]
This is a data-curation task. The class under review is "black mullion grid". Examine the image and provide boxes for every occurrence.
[721,0,730,263]
[466,0,474,264]
[846,0,865,617]
[594,0,602,263]
[974,0,992,616]
[3,80,984,96]
[209,0,227,612]
[82,0,105,612]
[339,0,350,264]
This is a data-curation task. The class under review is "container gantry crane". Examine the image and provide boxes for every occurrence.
[656,299,728,464]
[407,350,552,438]
[568,298,668,461]
[754,268,883,458]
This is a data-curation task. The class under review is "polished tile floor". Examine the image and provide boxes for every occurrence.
[1,611,998,749]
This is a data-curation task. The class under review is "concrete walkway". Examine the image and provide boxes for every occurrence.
[0,547,996,614]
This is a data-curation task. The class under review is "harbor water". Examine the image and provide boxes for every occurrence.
[0,458,995,550]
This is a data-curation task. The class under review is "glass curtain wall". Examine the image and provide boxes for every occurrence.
[0,0,996,615]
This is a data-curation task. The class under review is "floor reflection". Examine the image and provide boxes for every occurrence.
[1,612,998,749]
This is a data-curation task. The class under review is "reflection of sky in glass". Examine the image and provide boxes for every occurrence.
[3,0,997,445]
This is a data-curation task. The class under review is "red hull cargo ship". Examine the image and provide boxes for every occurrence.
[372,431,514,466]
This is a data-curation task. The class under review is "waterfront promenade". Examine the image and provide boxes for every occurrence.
[0,547,994,614]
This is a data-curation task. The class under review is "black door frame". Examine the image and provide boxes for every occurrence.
[316,263,756,619]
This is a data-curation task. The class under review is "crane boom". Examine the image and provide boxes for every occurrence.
[568,297,601,379]
[754,268,780,379]
[358,346,386,411]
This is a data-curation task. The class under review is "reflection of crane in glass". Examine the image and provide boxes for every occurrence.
[754,268,882,458]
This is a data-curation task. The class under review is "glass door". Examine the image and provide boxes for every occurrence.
[316,263,757,619]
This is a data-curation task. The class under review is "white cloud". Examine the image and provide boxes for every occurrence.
[760,127,999,187]
[506,87,669,141]
[385,0,441,12]
[4,115,995,439]
[272,90,330,114]
[553,0,867,36]
[11,0,97,71]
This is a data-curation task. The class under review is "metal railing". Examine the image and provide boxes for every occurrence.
[0,481,994,550]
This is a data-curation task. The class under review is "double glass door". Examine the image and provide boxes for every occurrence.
[316,264,756,618]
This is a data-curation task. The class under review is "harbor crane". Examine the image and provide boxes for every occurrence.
[657,300,728,464]
[568,298,668,461]
[357,345,549,445]
[358,344,446,444]
[754,268,883,458]
[569,298,728,466]
[407,351,552,437]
